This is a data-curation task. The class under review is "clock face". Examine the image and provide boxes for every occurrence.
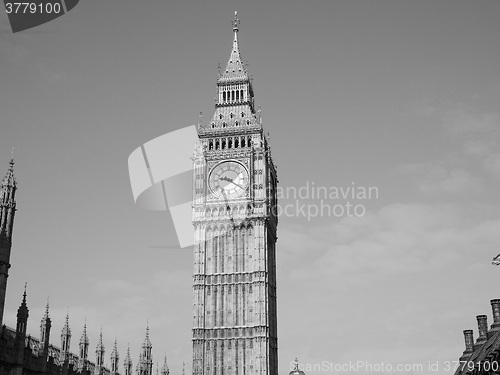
[209,161,249,199]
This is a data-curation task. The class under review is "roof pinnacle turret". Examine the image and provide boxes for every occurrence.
[143,323,152,347]
[289,358,306,375]
[80,320,89,345]
[111,338,119,359]
[61,310,71,336]
[17,283,28,313]
[41,298,50,324]
[232,11,240,33]
[16,283,29,323]
[219,11,248,83]
[160,354,169,375]
[2,156,16,188]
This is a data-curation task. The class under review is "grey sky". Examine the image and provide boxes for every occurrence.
[1,1,500,374]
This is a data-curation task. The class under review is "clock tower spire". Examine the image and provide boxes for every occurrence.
[192,12,278,375]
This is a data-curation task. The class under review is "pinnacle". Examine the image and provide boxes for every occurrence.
[218,12,248,83]
[2,158,16,188]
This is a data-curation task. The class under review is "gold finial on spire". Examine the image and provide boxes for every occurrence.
[232,11,240,33]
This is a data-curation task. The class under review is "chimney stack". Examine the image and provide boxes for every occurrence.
[463,330,474,354]
[476,315,488,344]
[491,299,500,330]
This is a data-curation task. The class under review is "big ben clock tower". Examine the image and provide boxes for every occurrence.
[191,12,278,375]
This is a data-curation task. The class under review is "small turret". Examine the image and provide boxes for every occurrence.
[289,358,306,375]
[110,338,119,375]
[160,355,169,375]
[60,312,72,362]
[14,284,28,375]
[78,321,90,371]
[39,300,51,372]
[95,329,105,375]
[137,325,153,375]
[124,344,133,375]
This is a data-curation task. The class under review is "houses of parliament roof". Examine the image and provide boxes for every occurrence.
[0,159,169,375]
[454,299,500,375]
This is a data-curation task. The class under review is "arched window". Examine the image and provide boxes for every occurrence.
[231,90,235,101]
[235,138,239,148]
[241,138,246,147]
[219,114,223,120]
[222,140,226,149]
[236,90,239,101]
[235,121,239,127]
[240,90,244,100]
[230,113,234,119]
[209,141,213,150]
[222,122,227,128]
[241,112,245,117]
[248,137,252,146]
[215,140,220,150]
[223,92,226,101]
[228,139,233,148]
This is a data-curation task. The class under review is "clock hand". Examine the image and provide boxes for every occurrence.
[220,176,245,190]
[231,181,245,190]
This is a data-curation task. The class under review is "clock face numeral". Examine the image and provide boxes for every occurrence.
[209,161,249,199]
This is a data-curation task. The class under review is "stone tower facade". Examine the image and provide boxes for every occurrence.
[191,12,279,375]
[0,158,16,326]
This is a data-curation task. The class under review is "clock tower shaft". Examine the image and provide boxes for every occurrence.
[191,13,278,375]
